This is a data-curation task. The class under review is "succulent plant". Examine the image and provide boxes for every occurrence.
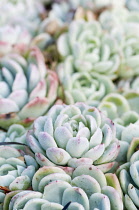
[57,60,115,106]
[99,3,139,31]
[0,47,59,129]
[99,7,129,31]
[0,0,55,55]
[3,190,44,210]
[48,0,125,27]
[98,93,139,125]
[0,124,26,145]
[110,21,139,79]
[27,103,120,172]
[0,24,54,56]
[115,123,139,164]
[98,93,139,163]
[99,89,139,125]
[2,165,123,209]
[117,77,139,116]
[117,138,139,210]
[99,8,139,81]
[0,25,32,56]
[0,145,38,194]
[57,20,120,80]
[0,0,44,34]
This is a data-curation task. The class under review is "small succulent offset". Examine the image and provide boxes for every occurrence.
[0,47,59,129]
[57,59,115,106]
[117,138,139,210]
[3,165,123,210]
[0,124,26,145]
[27,103,120,173]
[0,145,38,193]
[57,20,120,80]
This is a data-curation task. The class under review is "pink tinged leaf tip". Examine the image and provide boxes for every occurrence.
[18,97,49,119]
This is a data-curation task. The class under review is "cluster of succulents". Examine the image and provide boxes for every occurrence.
[2,165,123,210]
[1,0,139,210]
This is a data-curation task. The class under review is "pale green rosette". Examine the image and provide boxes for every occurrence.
[0,0,44,33]
[57,61,115,106]
[111,22,139,78]
[117,139,139,210]
[57,20,120,80]
[0,145,38,195]
[0,124,26,145]
[27,103,120,173]
[0,0,53,54]
[3,165,123,210]
[99,7,139,78]
[0,47,58,129]
[99,7,139,31]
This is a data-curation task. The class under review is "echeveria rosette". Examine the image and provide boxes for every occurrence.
[99,6,139,32]
[116,138,139,210]
[0,47,59,129]
[2,165,123,210]
[57,61,115,106]
[0,25,32,56]
[57,20,120,80]
[99,7,128,32]
[0,1,54,54]
[99,9,139,79]
[27,103,120,173]
[110,22,139,79]
[0,124,26,145]
[0,0,44,34]
[0,145,38,194]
